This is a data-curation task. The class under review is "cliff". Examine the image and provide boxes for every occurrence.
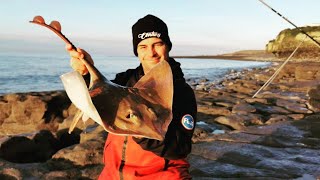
[266,26,320,60]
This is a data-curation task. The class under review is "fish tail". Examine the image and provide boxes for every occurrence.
[79,57,103,86]
[68,109,84,134]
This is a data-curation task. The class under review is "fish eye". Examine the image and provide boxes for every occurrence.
[130,113,136,119]
[126,113,130,119]
[126,111,137,119]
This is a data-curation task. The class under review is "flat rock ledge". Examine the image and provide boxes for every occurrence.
[1,61,320,179]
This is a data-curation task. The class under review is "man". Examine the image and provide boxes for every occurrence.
[66,14,197,180]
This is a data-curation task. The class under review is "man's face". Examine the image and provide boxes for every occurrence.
[137,37,169,74]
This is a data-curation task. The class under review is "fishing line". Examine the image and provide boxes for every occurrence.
[258,0,320,48]
[252,1,319,98]
[252,35,307,98]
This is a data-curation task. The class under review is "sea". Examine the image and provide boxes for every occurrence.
[0,53,271,95]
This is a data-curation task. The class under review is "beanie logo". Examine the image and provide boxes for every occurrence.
[138,31,161,40]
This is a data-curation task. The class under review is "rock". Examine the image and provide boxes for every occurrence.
[195,84,207,91]
[192,121,228,143]
[0,136,39,163]
[192,124,215,142]
[255,91,306,101]
[232,102,256,114]
[295,66,319,80]
[51,139,104,167]
[0,91,72,136]
[265,114,291,124]
[189,116,320,178]
[226,83,256,95]
[214,102,233,108]
[276,99,312,114]
[308,85,320,111]
[0,129,80,163]
[288,114,305,121]
[1,58,320,179]
[253,103,291,115]
[279,80,320,93]
[51,125,107,167]
[215,113,263,130]
[210,95,239,105]
[208,89,223,96]
[229,92,250,99]
[308,85,320,100]
[0,167,23,180]
[198,105,231,117]
[245,97,268,104]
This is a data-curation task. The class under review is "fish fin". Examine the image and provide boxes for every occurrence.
[61,71,103,130]
[68,110,84,134]
[133,60,173,110]
[82,113,90,122]
[78,57,105,88]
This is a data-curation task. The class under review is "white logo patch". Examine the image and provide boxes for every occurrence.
[138,31,161,40]
[181,114,194,130]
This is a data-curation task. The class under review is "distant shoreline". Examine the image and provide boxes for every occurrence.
[173,50,280,62]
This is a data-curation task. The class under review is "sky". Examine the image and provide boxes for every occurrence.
[0,0,319,56]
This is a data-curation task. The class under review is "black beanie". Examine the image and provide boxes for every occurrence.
[132,14,172,56]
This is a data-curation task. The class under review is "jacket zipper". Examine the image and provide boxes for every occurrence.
[119,136,128,180]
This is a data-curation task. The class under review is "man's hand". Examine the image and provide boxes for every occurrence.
[66,44,94,75]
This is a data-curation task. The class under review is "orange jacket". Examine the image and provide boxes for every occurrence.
[98,134,191,180]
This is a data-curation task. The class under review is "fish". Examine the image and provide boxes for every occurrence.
[61,58,173,141]
[29,15,173,141]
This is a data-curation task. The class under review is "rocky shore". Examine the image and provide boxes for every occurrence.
[1,60,320,179]
[174,50,279,62]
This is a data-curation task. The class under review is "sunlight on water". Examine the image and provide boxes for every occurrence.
[0,54,270,95]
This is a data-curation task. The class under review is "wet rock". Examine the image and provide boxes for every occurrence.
[51,125,106,167]
[192,123,215,142]
[208,89,223,96]
[214,102,233,108]
[190,116,320,178]
[226,83,256,95]
[0,129,80,164]
[280,80,320,93]
[0,136,40,163]
[276,99,312,114]
[265,114,291,124]
[308,85,320,100]
[253,103,291,115]
[295,66,318,80]
[229,92,250,99]
[245,97,268,104]
[215,113,263,130]
[0,91,72,136]
[255,91,306,101]
[195,84,207,91]
[288,114,305,121]
[232,102,256,114]
[51,139,104,167]
[308,85,320,111]
[210,95,239,105]
[198,105,231,117]
[192,121,229,143]
[0,167,22,180]
[1,60,320,179]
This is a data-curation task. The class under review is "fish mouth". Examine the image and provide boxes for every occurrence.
[152,122,165,140]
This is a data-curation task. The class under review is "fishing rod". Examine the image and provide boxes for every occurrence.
[252,35,307,98]
[258,0,320,48]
